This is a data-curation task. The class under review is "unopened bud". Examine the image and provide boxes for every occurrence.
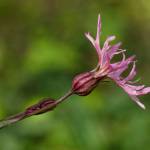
[25,98,56,116]
[72,72,104,96]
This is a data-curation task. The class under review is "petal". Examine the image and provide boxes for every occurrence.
[100,36,117,66]
[108,42,122,59]
[100,52,109,67]
[108,53,127,78]
[85,32,101,61]
[113,79,150,96]
[130,95,145,109]
[110,55,135,76]
[95,14,101,47]
[122,84,142,95]
[102,35,116,52]
[123,84,150,96]
[127,84,145,91]
[85,32,95,47]
[123,61,136,83]
[110,79,146,109]
[138,87,150,95]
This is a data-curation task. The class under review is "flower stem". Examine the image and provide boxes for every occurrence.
[55,90,73,105]
[0,90,74,129]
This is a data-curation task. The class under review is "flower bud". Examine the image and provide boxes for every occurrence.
[72,72,104,96]
[25,98,56,116]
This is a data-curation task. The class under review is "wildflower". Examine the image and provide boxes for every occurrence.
[73,14,150,109]
[0,14,149,129]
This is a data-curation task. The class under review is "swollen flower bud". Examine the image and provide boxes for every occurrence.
[72,72,104,96]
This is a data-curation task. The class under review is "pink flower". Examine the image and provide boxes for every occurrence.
[84,14,150,109]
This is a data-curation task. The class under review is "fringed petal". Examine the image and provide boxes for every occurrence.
[130,95,145,109]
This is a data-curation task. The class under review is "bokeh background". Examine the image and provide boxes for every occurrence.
[0,0,150,150]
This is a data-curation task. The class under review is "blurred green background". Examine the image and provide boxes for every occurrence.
[0,0,150,150]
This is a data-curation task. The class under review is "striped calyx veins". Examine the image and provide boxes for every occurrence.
[72,72,104,96]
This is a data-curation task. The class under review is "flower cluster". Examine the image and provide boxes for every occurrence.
[73,14,150,109]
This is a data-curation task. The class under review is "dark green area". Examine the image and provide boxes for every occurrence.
[0,0,150,149]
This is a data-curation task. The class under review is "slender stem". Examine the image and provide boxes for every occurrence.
[55,90,73,105]
[0,89,74,129]
[0,112,26,129]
